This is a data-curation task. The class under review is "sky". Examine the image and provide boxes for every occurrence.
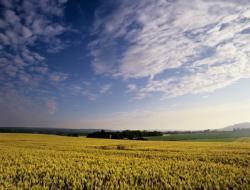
[0,0,250,130]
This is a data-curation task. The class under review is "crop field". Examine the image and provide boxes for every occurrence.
[0,133,249,189]
[146,130,250,142]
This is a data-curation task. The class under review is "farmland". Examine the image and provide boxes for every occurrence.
[146,130,250,142]
[0,133,249,189]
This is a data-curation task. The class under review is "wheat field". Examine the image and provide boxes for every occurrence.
[0,133,249,189]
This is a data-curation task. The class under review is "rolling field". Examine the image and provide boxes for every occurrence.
[146,130,250,142]
[0,133,249,189]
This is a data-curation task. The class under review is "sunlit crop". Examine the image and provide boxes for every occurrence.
[0,134,249,189]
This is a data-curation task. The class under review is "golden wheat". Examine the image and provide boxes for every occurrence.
[0,134,249,189]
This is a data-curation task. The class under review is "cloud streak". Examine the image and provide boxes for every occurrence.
[69,82,112,101]
[47,100,57,115]
[91,0,250,99]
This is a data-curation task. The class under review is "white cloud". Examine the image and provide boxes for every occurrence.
[4,10,20,24]
[100,84,112,94]
[68,82,112,101]
[0,0,79,120]
[0,0,74,106]
[0,0,69,83]
[21,26,33,38]
[127,84,137,92]
[49,73,69,82]
[91,0,250,99]
[82,90,98,101]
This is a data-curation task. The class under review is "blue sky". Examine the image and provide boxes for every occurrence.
[0,0,250,130]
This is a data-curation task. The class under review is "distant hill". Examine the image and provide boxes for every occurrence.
[0,127,101,136]
[222,123,250,131]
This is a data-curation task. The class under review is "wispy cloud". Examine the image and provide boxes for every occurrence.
[91,0,250,99]
[49,73,69,82]
[82,90,98,101]
[0,0,75,110]
[127,84,137,92]
[47,100,57,115]
[100,84,112,94]
[69,82,112,101]
[0,0,70,89]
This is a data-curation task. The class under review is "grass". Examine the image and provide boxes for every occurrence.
[145,130,250,141]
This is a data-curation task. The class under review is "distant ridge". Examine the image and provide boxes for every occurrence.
[0,127,101,136]
[222,122,250,131]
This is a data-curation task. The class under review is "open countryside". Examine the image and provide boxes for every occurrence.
[1,0,250,189]
[0,133,249,189]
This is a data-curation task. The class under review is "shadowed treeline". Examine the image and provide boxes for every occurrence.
[0,127,99,137]
[87,130,163,140]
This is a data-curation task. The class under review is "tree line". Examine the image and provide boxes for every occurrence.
[87,130,163,140]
